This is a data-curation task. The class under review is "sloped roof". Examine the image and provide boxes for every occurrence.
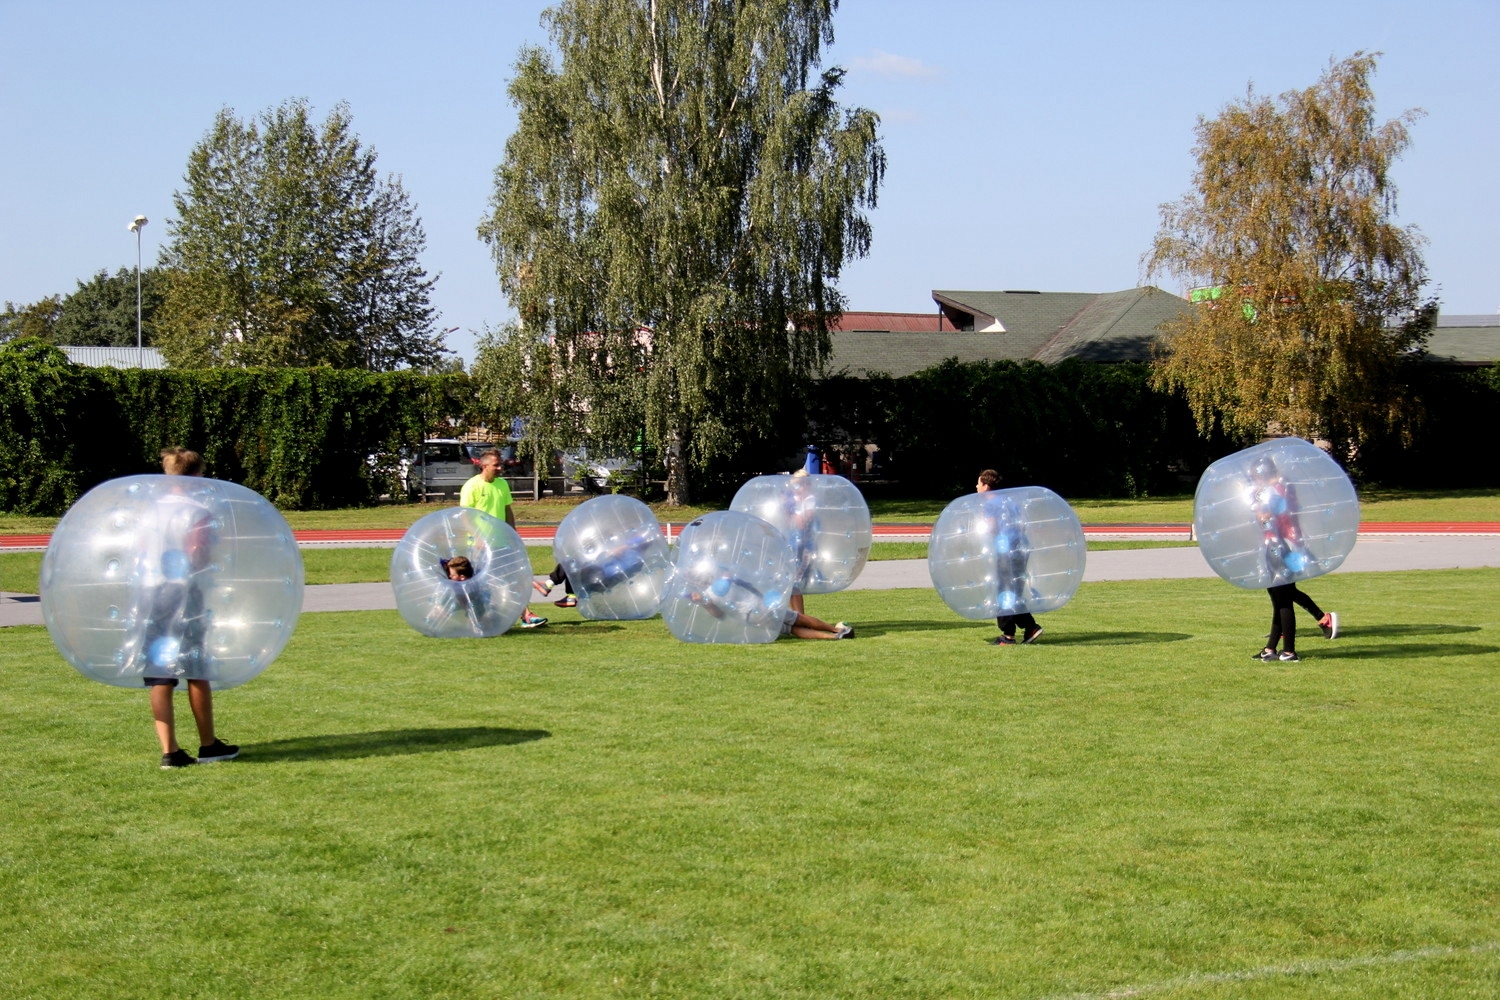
[60,345,168,369]
[1033,287,1193,363]
[825,287,1189,377]
[1425,314,1500,366]
[830,311,946,333]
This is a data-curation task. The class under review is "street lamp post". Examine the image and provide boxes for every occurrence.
[127,215,148,365]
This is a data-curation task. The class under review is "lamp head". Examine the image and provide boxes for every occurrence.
[128,215,148,232]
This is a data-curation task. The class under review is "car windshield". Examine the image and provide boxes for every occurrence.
[421,443,467,464]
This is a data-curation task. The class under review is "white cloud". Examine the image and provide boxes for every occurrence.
[849,50,940,80]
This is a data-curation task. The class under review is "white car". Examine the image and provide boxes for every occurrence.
[560,448,642,493]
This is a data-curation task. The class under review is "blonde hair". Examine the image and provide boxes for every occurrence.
[161,447,204,477]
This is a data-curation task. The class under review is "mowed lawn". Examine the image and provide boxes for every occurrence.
[1,571,1497,999]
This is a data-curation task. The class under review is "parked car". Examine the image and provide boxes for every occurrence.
[405,439,479,498]
[560,448,643,493]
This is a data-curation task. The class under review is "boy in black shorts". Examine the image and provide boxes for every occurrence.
[145,448,239,768]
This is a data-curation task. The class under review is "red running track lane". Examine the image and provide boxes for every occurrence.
[5,522,1499,548]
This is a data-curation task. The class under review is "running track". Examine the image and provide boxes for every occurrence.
[4,521,1498,550]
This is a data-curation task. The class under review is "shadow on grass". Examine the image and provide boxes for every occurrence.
[1316,643,1500,661]
[543,620,628,632]
[243,726,550,763]
[1341,624,1482,638]
[856,621,1192,645]
[1036,631,1193,646]
[857,619,997,636]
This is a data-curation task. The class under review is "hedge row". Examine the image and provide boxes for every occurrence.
[706,357,1500,500]
[0,339,469,514]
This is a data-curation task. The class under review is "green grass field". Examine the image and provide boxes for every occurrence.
[2,571,1497,998]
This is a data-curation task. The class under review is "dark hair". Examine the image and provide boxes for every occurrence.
[977,469,1001,489]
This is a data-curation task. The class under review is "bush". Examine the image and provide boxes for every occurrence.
[0,339,472,514]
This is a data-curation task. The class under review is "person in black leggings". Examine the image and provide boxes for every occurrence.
[1256,583,1338,662]
[1247,454,1340,662]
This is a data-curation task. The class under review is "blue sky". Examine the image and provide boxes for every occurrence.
[3,0,1495,362]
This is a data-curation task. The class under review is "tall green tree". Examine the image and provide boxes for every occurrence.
[477,0,884,503]
[1,269,165,347]
[0,296,63,343]
[1145,52,1435,457]
[52,267,168,347]
[158,100,448,370]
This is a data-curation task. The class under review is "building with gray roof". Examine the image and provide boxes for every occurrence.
[825,291,1497,377]
[59,345,167,369]
[826,287,1191,377]
[1423,314,1500,367]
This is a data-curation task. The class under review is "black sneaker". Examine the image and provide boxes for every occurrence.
[1278,650,1300,662]
[198,739,240,763]
[161,749,197,769]
[989,635,1017,646]
[1022,625,1044,644]
[1252,648,1276,661]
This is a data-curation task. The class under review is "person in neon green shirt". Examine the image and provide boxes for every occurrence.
[459,450,517,526]
[459,450,548,628]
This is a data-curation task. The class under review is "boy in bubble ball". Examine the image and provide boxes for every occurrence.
[460,450,548,628]
[143,448,239,768]
[976,469,1044,645]
[1247,454,1339,663]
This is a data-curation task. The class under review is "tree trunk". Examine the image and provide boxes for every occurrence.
[664,425,691,506]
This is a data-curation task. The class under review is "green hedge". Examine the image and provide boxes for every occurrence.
[0,338,470,514]
[4,338,1496,515]
[700,359,1225,500]
[702,358,1500,501]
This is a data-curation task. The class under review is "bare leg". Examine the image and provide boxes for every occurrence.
[150,685,179,753]
[187,679,216,746]
[790,593,805,614]
[790,611,850,639]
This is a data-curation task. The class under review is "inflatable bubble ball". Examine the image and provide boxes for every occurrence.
[1194,437,1359,590]
[928,486,1086,620]
[660,511,798,644]
[40,475,303,689]
[729,473,872,594]
[553,495,673,620]
[390,507,532,638]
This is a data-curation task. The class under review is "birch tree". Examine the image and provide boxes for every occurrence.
[478,0,884,503]
[1145,53,1435,456]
